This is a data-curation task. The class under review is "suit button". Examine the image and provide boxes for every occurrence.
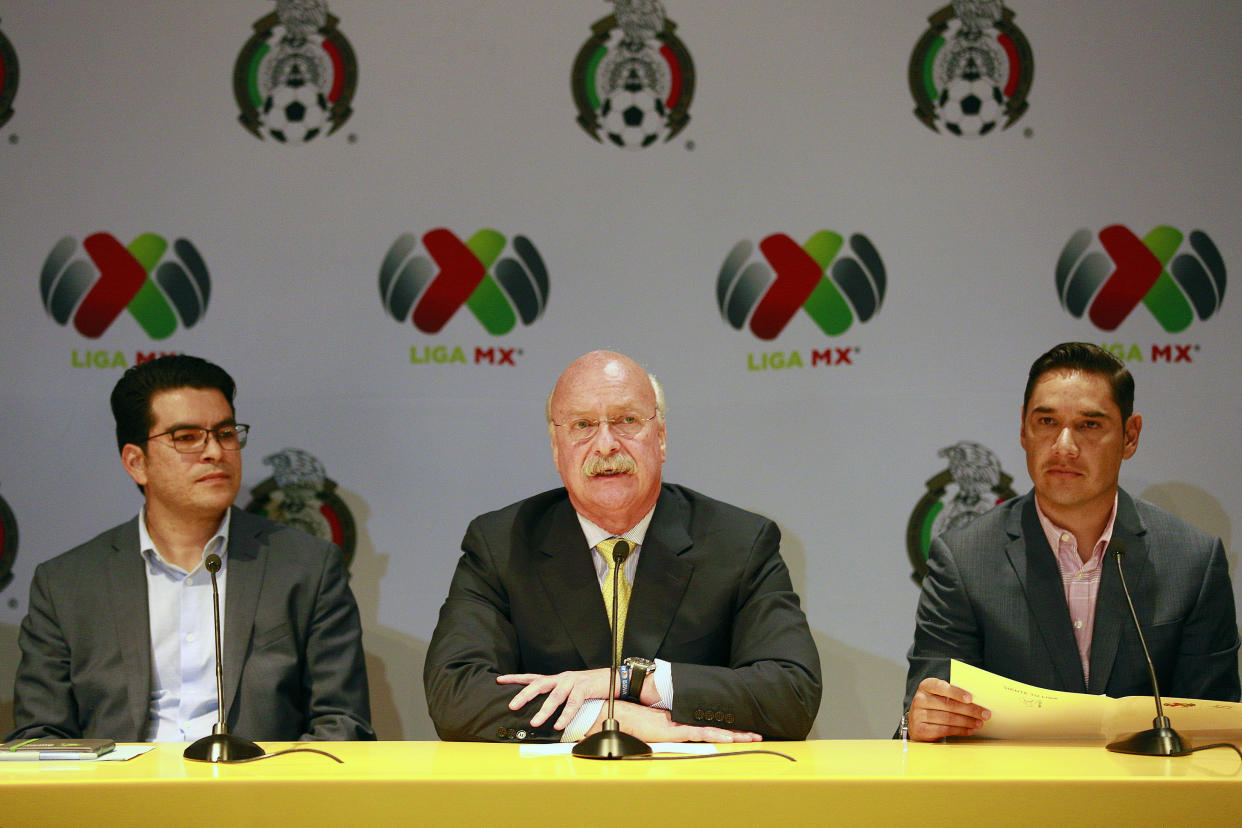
[517,730,527,740]
[693,709,703,721]
[714,712,724,722]
[496,727,507,739]
[725,714,735,724]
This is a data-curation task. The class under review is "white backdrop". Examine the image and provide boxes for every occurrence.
[1,1,1238,740]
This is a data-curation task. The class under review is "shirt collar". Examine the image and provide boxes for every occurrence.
[576,506,656,551]
[138,506,232,573]
[1034,493,1118,562]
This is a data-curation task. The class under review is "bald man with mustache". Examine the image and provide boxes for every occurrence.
[424,351,821,743]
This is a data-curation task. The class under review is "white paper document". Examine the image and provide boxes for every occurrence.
[949,660,1242,741]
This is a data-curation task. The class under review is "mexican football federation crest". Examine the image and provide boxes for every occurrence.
[572,0,695,149]
[0,17,18,131]
[909,1,1033,138]
[0,484,18,592]
[233,1,358,144]
[245,448,358,568]
[905,441,1017,582]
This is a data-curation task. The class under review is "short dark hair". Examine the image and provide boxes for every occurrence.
[1023,342,1134,422]
[110,355,236,453]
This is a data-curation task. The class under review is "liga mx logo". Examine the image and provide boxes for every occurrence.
[572,0,695,149]
[40,233,210,340]
[0,17,17,131]
[1057,226,1226,333]
[245,449,357,569]
[0,484,17,592]
[909,1,1032,138]
[234,1,357,144]
[906,442,1016,582]
[717,231,885,340]
[380,229,549,335]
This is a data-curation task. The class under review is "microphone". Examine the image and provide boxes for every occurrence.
[1105,541,1191,756]
[573,539,651,759]
[184,553,265,762]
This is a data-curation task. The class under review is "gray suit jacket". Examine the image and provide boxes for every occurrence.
[424,484,822,742]
[904,489,1240,710]
[9,507,374,742]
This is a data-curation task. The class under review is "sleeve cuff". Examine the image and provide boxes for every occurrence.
[560,699,604,742]
[652,658,673,711]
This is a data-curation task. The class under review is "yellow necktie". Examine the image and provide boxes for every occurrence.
[598,538,632,664]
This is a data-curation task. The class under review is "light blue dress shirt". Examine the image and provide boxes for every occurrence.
[137,507,230,742]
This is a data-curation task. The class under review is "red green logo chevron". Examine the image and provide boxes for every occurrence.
[40,233,211,340]
[1056,226,1226,332]
[717,231,886,340]
[379,228,549,335]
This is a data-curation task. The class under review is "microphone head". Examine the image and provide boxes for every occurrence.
[611,539,631,563]
[1109,539,1126,558]
[205,554,223,573]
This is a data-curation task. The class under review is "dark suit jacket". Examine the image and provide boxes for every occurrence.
[904,489,1240,710]
[9,507,375,742]
[424,484,821,742]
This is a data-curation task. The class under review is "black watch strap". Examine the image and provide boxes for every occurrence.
[621,657,655,703]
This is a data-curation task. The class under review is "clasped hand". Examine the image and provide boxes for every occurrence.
[496,669,761,743]
[497,668,613,731]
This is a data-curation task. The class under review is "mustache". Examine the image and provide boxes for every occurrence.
[582,453,637,476]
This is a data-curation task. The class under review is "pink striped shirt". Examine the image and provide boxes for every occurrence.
[1034,495,1118,686]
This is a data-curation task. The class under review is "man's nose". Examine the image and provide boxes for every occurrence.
[592,421,622,452]
[1052,426,1078,455]
[200,430,225,459]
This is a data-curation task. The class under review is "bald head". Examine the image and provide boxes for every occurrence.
[547,351,667,534]
[548,351,664,424]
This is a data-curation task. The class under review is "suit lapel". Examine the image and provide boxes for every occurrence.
[625,489,693,658]
[222,508,265,718]
[1009,497,1086,692]
[1088,490,1149,694]
[533,500,613,666]
[109,518,154,739]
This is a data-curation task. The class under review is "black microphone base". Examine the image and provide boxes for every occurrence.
[573,722,651,759]
[183,732,265,763]
[1106,725,1191,757]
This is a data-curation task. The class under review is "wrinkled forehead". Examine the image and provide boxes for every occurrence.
[552,357,654,417]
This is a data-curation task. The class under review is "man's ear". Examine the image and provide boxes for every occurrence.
[1122,413,1142,460]
[121,443,148,488]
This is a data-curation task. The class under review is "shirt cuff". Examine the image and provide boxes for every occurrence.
[652,658,673,710]
[560,699,604,742]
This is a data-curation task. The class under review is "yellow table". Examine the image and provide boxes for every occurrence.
[3,740,1240,826]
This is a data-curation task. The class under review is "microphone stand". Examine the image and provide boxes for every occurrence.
[574,540,651,759]
[184,554,265,762]
[1105,544,1191,757]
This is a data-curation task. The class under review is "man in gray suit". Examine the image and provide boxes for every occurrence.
[9,355,374,742]
[904,342,1239,741]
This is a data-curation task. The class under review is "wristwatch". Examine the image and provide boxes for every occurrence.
[620,657,656,704]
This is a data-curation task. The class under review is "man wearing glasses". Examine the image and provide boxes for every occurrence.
[425,350,821,743]
[9,355,374,742]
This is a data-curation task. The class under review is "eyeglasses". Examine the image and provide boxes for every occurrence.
[142,424,250,453]
[552,412,657,443]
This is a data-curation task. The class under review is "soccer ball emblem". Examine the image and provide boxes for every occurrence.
[936,77,1005,138]
[599,86,668,149]
[262,81,329,144]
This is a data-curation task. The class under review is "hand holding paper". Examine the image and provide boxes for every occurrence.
[905,676,991,742]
